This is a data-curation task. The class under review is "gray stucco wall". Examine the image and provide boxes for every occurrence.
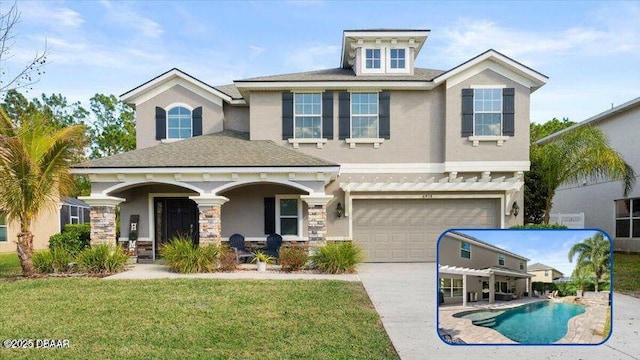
[439,234,526,270]
[249,88,446,164]
[445,69,531,162]
[135,84,224,149]
[223,103,250,133]
[550,105,640,252]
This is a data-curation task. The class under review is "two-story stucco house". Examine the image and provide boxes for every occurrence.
[438,231,532,306]
[72,29,547,262]
[538,97,640,253]
[527,262,564,283]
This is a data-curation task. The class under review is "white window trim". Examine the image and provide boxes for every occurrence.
[469,87,507,146]
[166,103,194,140]
[361,47,385,74]
[615,198,639,238]
[498,254,505,266]
[292,92,325,147]
[467,135,510,147]
[386,47,410,74]
[440,277,464,298]
[69,205,80,225]
[460,241,471,259]
[275,195,303,239]
[348,92,381,148]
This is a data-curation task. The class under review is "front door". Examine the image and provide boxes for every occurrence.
[482,281,490,299]
[154,197,198,256]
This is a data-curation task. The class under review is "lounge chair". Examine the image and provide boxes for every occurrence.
[229,233,253,263]
[263,233,283,260]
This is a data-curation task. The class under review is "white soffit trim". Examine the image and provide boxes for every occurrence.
[71,166,340,175]
[340,163,446,174]
[438,265,490,277]
[444,161,530,172]
[340,180,524,192]
[234,80,435,91]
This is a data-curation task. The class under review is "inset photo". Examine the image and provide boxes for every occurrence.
[437,229,612,345]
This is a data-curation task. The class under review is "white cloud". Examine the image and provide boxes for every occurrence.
[99,1,163,38]
[286,44,340,71]
[21,2,85,29]
[249,45,265,57]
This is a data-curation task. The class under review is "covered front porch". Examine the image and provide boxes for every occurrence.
[439,265,533,307]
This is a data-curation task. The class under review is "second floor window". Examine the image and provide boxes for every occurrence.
[544,270,549,276]
[519,261,525,270]
[167,106,192,139]
[474,88,502,136]
[615,198,640,238]
[389,49,406,69]
[365,48,381,69]
[294,93,322,138]
[498,254,505,266]
[460,241,471,259]
[351,93,378,138]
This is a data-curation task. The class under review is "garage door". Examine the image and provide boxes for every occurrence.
[352,199,499,262]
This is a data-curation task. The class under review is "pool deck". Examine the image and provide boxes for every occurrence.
[439,295,609,344]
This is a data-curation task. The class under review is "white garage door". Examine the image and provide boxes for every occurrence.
[352,199,499,262]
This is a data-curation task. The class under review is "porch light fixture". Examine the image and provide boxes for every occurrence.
[511,201,519,217]
[336,202,344,218]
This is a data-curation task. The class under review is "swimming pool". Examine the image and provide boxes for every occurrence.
[455,301,586,344]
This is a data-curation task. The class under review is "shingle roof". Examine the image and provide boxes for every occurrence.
[60,197,90,208]
[72,131,337,168]
[213,84,243,100]
[236,67,445,82]
[527,262,562,274]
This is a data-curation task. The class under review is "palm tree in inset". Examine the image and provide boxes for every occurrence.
[568,232,611,292]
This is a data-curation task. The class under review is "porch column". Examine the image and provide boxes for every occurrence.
[489,272,495,304]
[79,195,126,246]
[527,278,531,297]
[190,195,229,247]
[462,274,467,307]
[301,194,333,243]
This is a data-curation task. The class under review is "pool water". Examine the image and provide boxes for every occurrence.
[487,301,585,343]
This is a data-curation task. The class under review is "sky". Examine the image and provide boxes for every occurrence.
[452,229,609,277]
[2,0,639,124]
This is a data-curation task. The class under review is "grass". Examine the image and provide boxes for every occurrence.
[603,307,611,340]
[0,253,21,278]
[613,252,640,298]
[0,278,398,359]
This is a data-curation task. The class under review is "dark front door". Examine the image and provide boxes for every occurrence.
[155,197,198,256]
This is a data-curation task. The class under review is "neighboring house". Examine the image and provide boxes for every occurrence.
[438,231,532,306]
[0,197,88,253]
[71,29,547,262]
[538,97,640,253]
[527,262,564,283]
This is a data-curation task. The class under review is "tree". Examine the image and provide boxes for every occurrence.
[534,125,635,223]
[0,108,85,276]
[88,94,136,159]
[524,118,575,224]
[0,2,47,95]
[568,232,610,292]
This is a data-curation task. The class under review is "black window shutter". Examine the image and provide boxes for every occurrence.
[264,197,276,235]
[192,107,203,136]
[461,89,474,137]
[502,88,515,136]
[338,91,350,140]
[379,91,390,139]
[322,91,334,139]
[155,107,166,140]
[282,91,294,140]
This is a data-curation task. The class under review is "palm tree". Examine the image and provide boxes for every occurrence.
[533,125,635,223]
[568,232,610,292]
[0,108,85,276]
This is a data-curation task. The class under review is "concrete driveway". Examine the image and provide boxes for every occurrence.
[358,263,640,360]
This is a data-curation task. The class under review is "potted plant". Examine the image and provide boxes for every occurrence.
[251,251,274,272]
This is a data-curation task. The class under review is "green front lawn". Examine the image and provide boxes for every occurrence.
[613,252,640,298]
[0,253,21,278]
[0,278,397,359]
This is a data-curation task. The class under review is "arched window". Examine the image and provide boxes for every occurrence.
[167,106,192,139]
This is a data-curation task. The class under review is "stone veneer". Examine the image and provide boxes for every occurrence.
[198,205,222,246]
[307,204,327,242]
[89,205,118,245]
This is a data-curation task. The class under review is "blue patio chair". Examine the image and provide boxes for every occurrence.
[264,233,283,260]
[229,233,253,263]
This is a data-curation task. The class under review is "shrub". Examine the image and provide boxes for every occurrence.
[279,246,309,272]
[160,236,219,273]
[510,224,569,229]
[311,242,363,274]
[51,247,74,273]
[32,250,54,274]
[49,224,91,256]
[217,246,238,272]
[76,244,128,274]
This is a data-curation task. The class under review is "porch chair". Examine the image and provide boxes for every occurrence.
[229,233,253,263]
[264,233,283,260]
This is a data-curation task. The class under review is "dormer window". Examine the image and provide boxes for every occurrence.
[365,48,381,69]
[389,49,406,69]
[167,106,192,139]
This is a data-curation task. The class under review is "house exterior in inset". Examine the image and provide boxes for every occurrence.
[438,231,532,306]
[527,262,564,283]
[0,197,88,253]
[538,97,640,253]
[71,29,547,262]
